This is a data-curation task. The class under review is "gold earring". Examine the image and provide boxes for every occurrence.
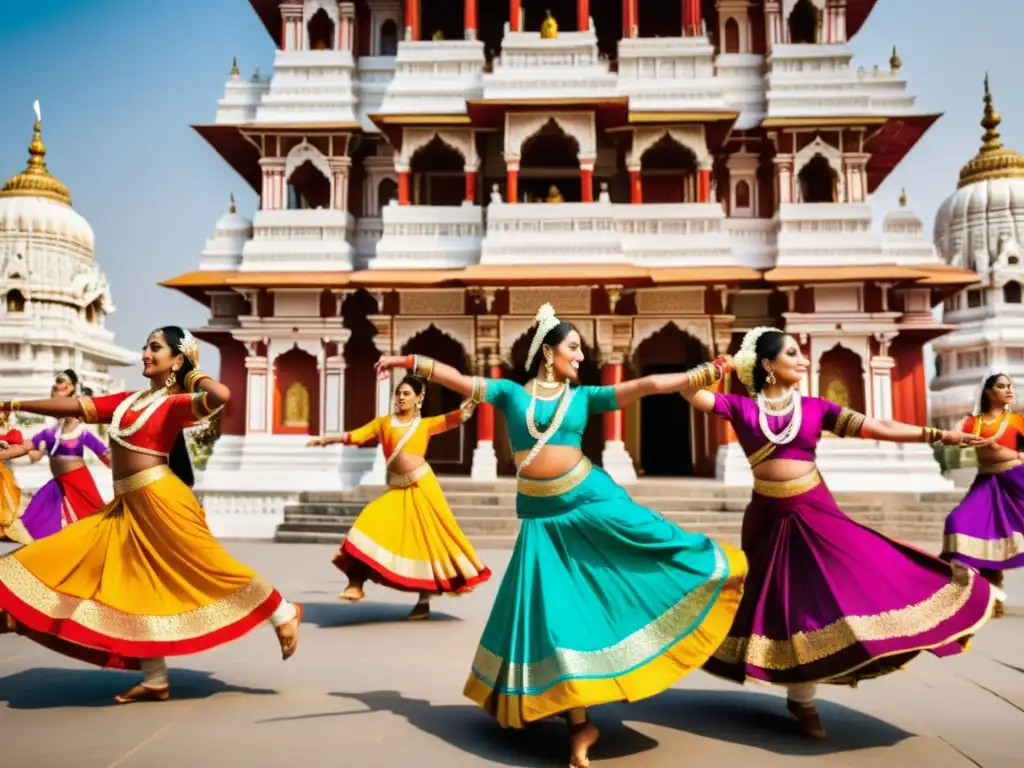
[544,358,554,382]
[165,368,178,388]
[415,401,422,413]
[767,370,776,386]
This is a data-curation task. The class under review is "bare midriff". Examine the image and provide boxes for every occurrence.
[514,446,585,479]
[388,452,427,476]
[108,445,169,482]
[976,444,1019,465]
[751,458,818,482]
[48,456,88,478]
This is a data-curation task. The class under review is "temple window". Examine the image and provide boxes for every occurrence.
[5,289,25,313]
[520,120,582,203]
[307,7,336,50]
[640,135,699,204]
[1004,281,1023,304]
[410,137,465,206]
[379,19,399,55]
[788,0,819,44]
[797,154,836,203]
[734,179,751,209]
[723,17,740,52]
[966,289,984,309]
[286,160,331,210]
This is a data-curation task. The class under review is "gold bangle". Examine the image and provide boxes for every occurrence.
[413,355,435,380]
[184,370,212,393]
[9,400,19,413]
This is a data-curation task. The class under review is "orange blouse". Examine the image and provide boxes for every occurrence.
[80,389,220,457]
[962,411,1024,450]
[346,411,464,460]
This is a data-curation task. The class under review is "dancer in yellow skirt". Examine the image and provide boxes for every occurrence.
[309,374,491,620]
[0,413,29,541]
[0,325,303,704]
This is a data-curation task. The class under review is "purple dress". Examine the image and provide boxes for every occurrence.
[702,392,998,686]
[942,413,1024,574]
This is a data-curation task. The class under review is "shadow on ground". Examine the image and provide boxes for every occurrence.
[257,687,913,764]
[300,601,460,628]
[0,667,276,710]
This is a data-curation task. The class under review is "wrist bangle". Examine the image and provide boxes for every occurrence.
[184,370,212,393]
[412,355,436,379]
[404,355,415,370]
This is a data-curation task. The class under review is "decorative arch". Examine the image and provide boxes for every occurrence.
[304,0,340,47]
[794,135,842,179]
[379,18,399,55]
[398,128,478,171]
[723,17,741,52]
[1004,281,1023,304]
[272,345,320,435]
[286,140,331,181]
[784,0,823,43]
[817,342,866,414]
[504,112,596,161]
[5,289,26,313]
[395,320,474,360]
[630,318,713,353]
[628,127,711,171]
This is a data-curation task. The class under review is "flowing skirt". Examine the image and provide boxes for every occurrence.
[0,462,22,542]
[333,464,491,595]
[704,470,998,686]
[463,458,748,728]
[0,465,284,670]
[16,465,105,543]
[942,461,1024,571]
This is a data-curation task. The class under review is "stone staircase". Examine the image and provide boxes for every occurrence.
[275,477,965,548]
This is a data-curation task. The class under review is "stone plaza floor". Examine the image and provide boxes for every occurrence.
[1,541,1022,767]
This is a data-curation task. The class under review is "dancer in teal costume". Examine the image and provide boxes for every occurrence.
[374,303,747,768]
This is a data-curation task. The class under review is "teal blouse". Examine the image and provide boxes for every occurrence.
[483,378,619,453]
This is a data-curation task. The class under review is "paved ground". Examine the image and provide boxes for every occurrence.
[2,541,1023,767]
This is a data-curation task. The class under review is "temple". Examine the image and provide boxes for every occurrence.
[162,0,976,535]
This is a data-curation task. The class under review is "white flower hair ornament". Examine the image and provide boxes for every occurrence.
[733,326,785,396]
[525,303,562,370]
[178,330,200,368]
[972,371,1011,416]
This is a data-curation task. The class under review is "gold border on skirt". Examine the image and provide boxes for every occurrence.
[977,459,1021,475]
[752,470,822,499]
[943,530,1024,563]
[113,465,173,495]
[387,463,430,489]
[517,458,593,498]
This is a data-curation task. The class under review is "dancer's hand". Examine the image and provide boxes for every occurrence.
[374,355,407,380]
[942,430,983,447]
[307,437,330,447]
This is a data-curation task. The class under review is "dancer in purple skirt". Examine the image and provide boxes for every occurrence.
[681,328,999,740]
[942,372,1024,617]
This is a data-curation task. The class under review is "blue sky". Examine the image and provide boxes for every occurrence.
[1,0,1021,387]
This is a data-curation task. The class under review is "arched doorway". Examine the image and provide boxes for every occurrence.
[400,325,473,475]
[287,160,331,209]
[818,344,866,426]
[520,118,582,203]
[497,328,603,475]
[342,290,381,431]
[273,347,320,435]
[640,134,699,203]
[633,324,709,476]
[5,289,26,313]
[307,7,336,50]
[379,19,399,55]
[788,0,819,44]
[410,136,466,206]
[797,154,836,203]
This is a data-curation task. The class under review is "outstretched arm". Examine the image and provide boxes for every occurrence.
[0,442,29,461]
[1,397,86,420]
[861,418,980,446]
[308,432,349,447]
[374,355,475,399]
[616,358,731,410]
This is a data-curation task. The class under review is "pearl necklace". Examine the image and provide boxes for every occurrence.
[761,391,795,417]
[757,389,802,445]
[520,381,574,473]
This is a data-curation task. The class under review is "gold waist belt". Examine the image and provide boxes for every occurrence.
[517,457,593,498]
[752,469,822,499]
[387,463,430,489]
[978,459,1021,475]
[113,464,173,495]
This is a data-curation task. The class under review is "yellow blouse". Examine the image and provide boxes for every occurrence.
[346,411,464,460]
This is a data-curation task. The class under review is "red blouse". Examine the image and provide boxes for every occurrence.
[0,429,24,447]
[80,390,218,457]
[962,411,1024,451]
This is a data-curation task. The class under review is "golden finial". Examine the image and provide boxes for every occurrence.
[958,74,1024,188]
[899,188,907,207]
[0,101,72,207]
[889,46,902,71]
[228,193,236,214]
[230,57,240,80]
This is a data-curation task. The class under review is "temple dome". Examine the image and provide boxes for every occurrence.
[0,103,94,252]
[201,194,251,270]
[935,77,1024,273]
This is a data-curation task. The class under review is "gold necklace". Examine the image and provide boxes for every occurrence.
[530,380,565,399]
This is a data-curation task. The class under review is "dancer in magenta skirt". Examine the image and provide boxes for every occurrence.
[942,372,1024,617]
[682,328,999,740]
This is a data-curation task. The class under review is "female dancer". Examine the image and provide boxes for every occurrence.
[0,413,28,541]
[0,326,303,704]
[686,327,998,740]
[941,372,1024,616]
[16,370,110,542]
[308,374,491,620]
[374,304,748,768]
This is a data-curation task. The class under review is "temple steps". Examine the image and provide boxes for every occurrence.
[274,476,960,547]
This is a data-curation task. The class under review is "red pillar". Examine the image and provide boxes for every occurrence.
[465,0,478,39]
[465,170,477,204]
[629,169,643,203]
[398,171,411,205]
[406,0,420,41]
[581,164,594,203]
[477,362,502,444]
[510,0,522,31]
[683,0,701,36]
[507,163,519,204]
[697,169,711,203]
[623,0,638,37]
[601,361,624,442]
[577,0,590,31]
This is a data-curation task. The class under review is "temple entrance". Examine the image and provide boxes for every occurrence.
[520,119,582,203]
[640,135,699,203]
[797,154,837,203]
[788,0,820,44]
[818,344,866,415]
[401,325,472,474]
[273,347,320,435]
[634,324,709,476]
[287,160,331,210]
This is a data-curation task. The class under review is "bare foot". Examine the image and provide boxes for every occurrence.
[407,600,430,621]
[0,611,15,634]
[275,603,304,661]
[787,699,827,740]
[114,683,170,704]
[568,717,600,767]
[339,584,365,602]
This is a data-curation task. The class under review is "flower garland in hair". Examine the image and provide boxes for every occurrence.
[732,326,784,396]
[972,371,1011,416]
[525,303,561,371]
